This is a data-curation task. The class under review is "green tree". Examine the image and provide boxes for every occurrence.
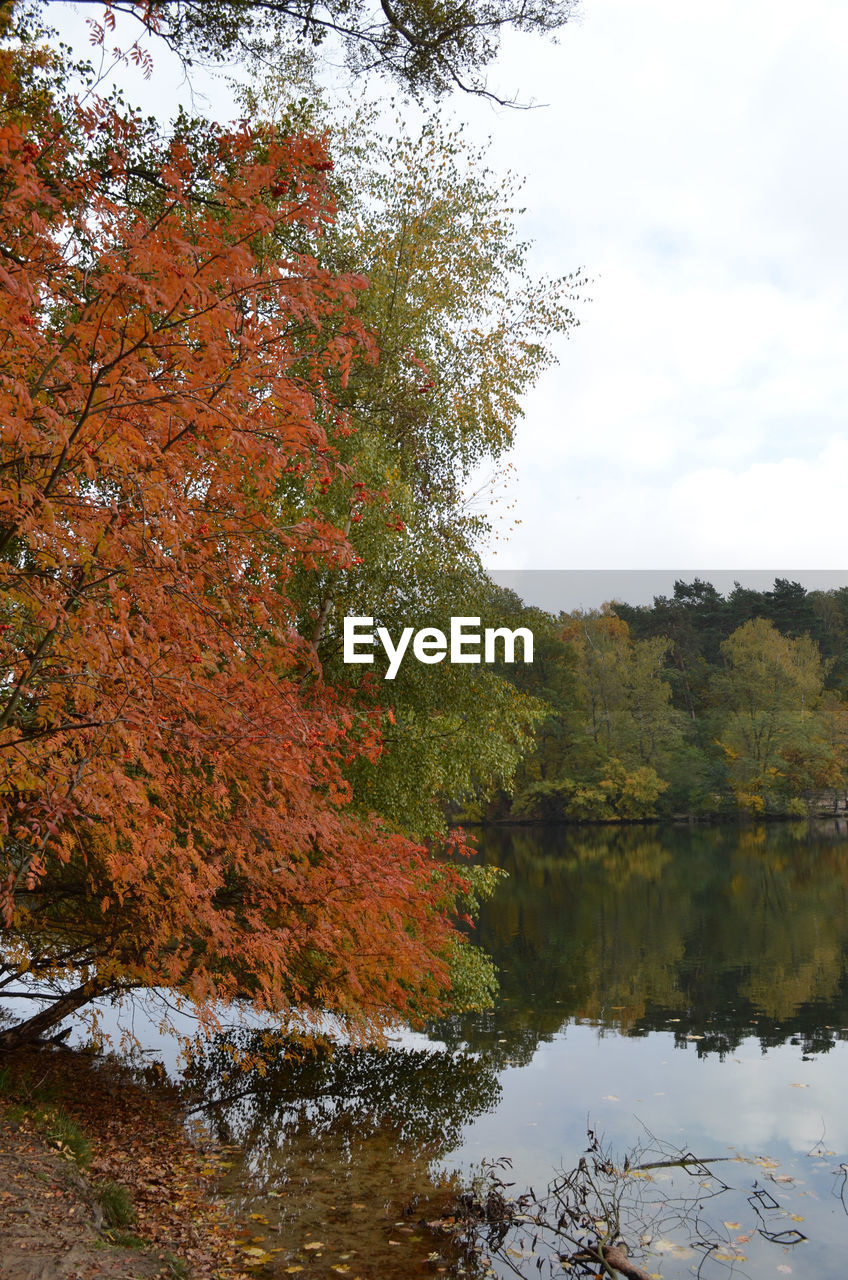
[710,618,840,813]
[509,610,684,821]
[243,69,579,836]
[561,611,684,774]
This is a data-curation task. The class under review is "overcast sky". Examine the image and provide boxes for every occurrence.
[452,0,848,575]
[50,1,848,593]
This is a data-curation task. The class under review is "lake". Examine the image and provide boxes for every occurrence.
[181,822,848,1277]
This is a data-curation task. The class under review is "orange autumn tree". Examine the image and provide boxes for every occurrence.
[0,37,474,1049]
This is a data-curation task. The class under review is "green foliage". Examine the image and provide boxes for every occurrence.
[495,580,848,821]
[454,861,508,916]
[602,761,669,820]
[40,1108,92,1168]
[709,618,838,812]
[334,576,548,836]
[505,611,681,822]
[102,1231,148,1251]
[244,64,576,840]
[443,934,499,1013]
[512,779,575,822]
[97,1179,137,1228]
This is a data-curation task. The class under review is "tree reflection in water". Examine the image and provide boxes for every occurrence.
[437,821,848,1063]
[183,1034,502,1278]
[179,822,848,1278]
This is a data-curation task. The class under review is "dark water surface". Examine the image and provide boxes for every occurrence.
[192,822,848,1278]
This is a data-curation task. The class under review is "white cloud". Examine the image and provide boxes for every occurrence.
[454,0,848,572]
[47,0,848,580]
[488,438,848,570]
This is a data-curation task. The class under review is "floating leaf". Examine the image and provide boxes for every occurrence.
[241,1246,273,1264]
[653,1239,694,1259]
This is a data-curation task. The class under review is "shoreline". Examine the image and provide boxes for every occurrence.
[0,1045,251,1280]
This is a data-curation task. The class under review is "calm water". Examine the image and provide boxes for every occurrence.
[186,821,848,1279]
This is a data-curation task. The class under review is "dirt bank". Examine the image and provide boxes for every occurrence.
[0,1046,251,1280]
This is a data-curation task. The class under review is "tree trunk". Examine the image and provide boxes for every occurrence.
[601,1244,654,1280]
[0,977,112,1051]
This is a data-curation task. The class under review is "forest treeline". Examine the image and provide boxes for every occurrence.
[473,577,848,822]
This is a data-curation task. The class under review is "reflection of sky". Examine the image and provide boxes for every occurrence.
[4,993,847,1276]
[435,1023,848,1280]
[12,1001,840,1170]
[438,1024,848,1189]
[0,988,278,1079]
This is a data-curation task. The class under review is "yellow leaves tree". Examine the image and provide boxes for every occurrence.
[710,618,841,813]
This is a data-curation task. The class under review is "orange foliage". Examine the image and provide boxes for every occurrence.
[0,46,465,1040]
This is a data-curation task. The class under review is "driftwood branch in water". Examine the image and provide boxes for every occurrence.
[601,1244,655,1280]
[633,1153,733,1172]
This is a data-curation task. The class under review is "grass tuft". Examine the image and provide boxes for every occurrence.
[99,1229,147,1249]
[160,1250,190,1278]
[97,1178,136,1228]
[42,1107,92,1168]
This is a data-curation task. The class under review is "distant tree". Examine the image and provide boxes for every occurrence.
[508,611,684,821]
[560,612,683,775]
[709,619,841,813]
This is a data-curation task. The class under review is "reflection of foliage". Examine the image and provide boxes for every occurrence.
[455,1131,808,1280]
[180,1031,503,1277]
[184,1030,501,1162]
[439,823,848,1062]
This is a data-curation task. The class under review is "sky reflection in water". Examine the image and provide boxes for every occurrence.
[436,821,848,1184]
